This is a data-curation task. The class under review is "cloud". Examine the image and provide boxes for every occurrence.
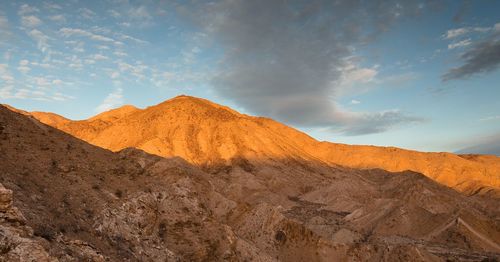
[455,132,500,156]
[95,88,124,113]
[443,26,491,39]
[92,54,109,60]
[447,38,471,49]
[27,29,50,53]
[108,10,121,18]
[48,14,66,23]
[0,64,14,84]
[80,8,96,19]
[115,33,148,44]
[442,39,500,81]
[350,100,361,105]
[43,2,62,10]
[190,0,426,135]
[18,4,39,16]
[479,115,500,121]
[21,15,42,27]
[17,66,30,74]
[334,109,424,136]
[59,28,121,45]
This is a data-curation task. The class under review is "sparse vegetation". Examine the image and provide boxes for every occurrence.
[34,225,56,241]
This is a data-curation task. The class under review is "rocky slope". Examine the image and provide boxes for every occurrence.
[21,95,500,197]
[1,104,500,261]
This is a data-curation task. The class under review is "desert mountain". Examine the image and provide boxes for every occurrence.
[2,104,500,261]
[24,95,500,197]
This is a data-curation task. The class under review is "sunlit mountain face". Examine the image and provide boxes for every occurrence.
[0,1,500,261]
[1,0,499,154]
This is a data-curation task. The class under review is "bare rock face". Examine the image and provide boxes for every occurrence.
[0,185,13,211]
[0,183,55,262]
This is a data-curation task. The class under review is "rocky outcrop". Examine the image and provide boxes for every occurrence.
[0,183,55,262]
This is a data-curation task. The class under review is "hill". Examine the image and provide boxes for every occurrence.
[25,95,500,197]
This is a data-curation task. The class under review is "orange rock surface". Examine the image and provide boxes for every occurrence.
[19,95,500,197]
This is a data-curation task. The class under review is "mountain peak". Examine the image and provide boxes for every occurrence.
[152,95,243,119]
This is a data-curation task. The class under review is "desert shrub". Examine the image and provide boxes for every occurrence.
[34,225,55,241]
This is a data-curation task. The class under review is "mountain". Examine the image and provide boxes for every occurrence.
[25,95,500,197]
[2,104,500,261]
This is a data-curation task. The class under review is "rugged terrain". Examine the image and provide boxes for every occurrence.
[21,95,500,197]
[1,101,500,261]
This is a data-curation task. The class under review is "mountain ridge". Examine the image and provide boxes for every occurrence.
[11,95,500,197]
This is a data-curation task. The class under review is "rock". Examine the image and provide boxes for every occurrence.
[0,184,13,211]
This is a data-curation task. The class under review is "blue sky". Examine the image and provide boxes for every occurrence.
[0,0,499,154]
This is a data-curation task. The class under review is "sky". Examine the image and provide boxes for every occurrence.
[0,0,499,154]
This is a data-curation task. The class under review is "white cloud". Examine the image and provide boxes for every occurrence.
[117,61,148,79]
[443,26,492,39]
[80,8,96,19]
[479,115,500,121]
[18,4,39,15]
[108,10,121,18]
[30,61,52,69]
[43,2,62,10]
[0,64,14,84]
[448,38,472,49]
[19,59,29,66]
[92,54,109,60]
[113,51,127,57]
[495,23,500,32]
[95,88,124,113]
[27,29,50,53]
[34,76,51,87]
[59,28,121,45]
[115,33,148,44]
[336,58,378,97]
[21,15,42,27]
[52,79,63,85]
[350,99,361,105]
[0,15,8,29]
[128,6,152,20]
[17,66,31,74]
[48,14,66,23]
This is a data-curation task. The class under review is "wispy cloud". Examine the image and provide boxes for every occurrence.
[18,4,39,16]
[443,39,500,81]
[479,115,500,121]
[21,15,42,28]
[442,22,500,81]
[79,8,96,20]
[448,38,471,49]
[59,28,122,45]
[443,26,491,39]
[48,14,66,23]
[95,88,124,113]
[27,29,50,53]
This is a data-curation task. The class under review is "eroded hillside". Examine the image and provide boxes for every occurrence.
[21,95,500,197]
